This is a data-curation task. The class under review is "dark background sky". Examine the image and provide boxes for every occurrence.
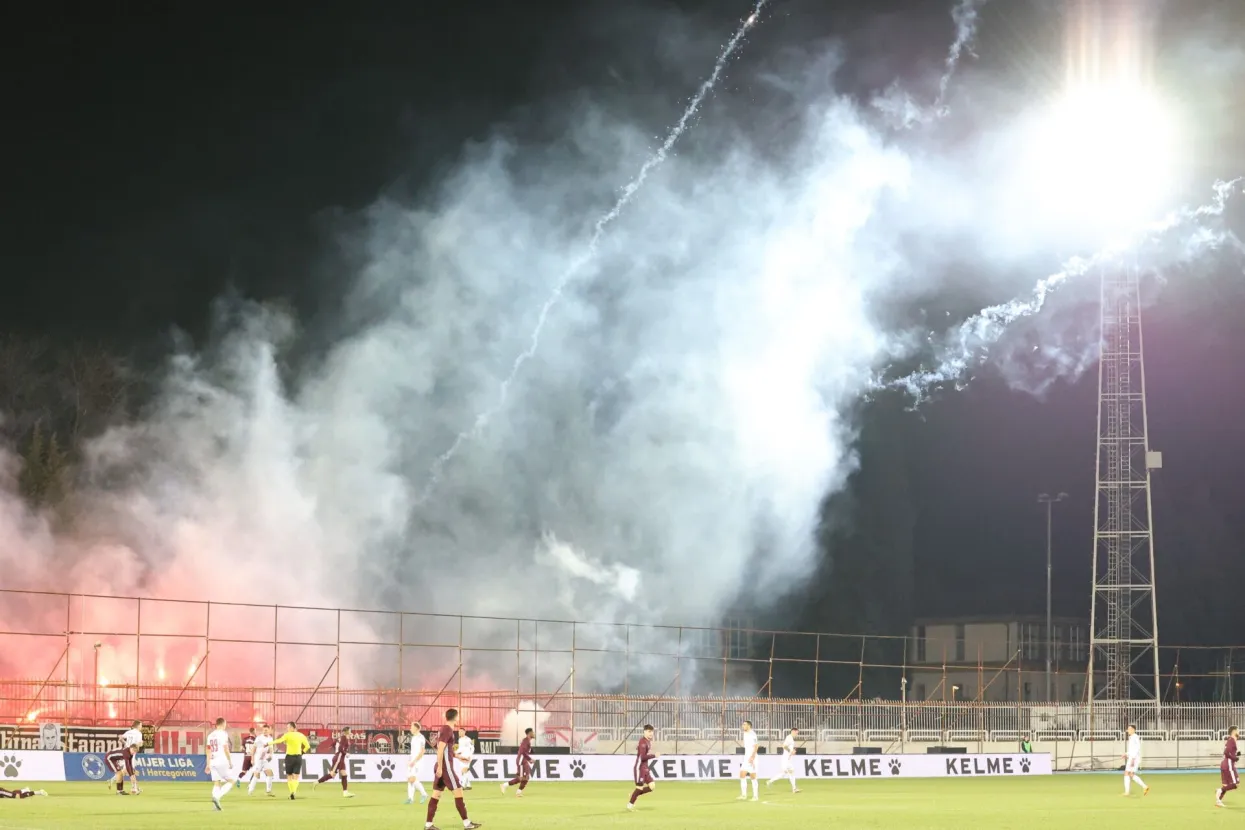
[3,1,1244,689]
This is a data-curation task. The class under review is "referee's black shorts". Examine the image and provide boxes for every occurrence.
[283,755,303,775]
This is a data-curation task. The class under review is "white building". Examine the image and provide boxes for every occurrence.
[905,615,1102,703]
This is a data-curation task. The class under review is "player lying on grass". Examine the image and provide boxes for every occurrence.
[0,787,47,798]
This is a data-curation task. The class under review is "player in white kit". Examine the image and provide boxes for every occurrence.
[1122,725,1149,796]
[737,720,759,801]
[406,721,429,805]
[205,718,234,811]
[767,727,800,793]
[456,733,475,790]
[246,724,276,796]
[114,721,144,795]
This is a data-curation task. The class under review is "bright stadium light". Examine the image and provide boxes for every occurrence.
[1016,81,1181,240]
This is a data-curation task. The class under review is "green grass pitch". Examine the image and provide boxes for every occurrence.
[0,774,1239,829]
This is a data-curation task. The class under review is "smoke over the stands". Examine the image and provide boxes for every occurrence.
[0,0,1242,706]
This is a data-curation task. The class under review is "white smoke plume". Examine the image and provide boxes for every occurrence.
[0,0,1240,709]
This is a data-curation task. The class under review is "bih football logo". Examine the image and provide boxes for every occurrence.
[81,754,107,781]
[368,732,395,755]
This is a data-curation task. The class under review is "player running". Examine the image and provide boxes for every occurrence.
[737,720,759,801]
[0,787,47,798]
[247,724,276,797]
[502,727,534,797]
[315,727,355,797]
[108,720,144,795]
[407,721,429,805]
[1217,725,1240,806]
[627,724,658,811]
[206,717,234,811]
[456,731,475,790]
[1121,724,1149,797]
[424,708,481,830]
[767,727,800,793]
[234,726,257,787]
[272,722,312,800]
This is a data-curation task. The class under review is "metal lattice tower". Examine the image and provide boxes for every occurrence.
[1087,264,1161,701]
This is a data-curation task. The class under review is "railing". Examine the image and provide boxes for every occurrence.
[2,587,1244,748]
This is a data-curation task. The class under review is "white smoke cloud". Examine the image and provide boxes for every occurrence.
[0,0,1240,703]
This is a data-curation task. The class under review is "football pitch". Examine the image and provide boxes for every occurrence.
[0,774,1240,829]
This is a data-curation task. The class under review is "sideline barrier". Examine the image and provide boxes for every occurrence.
[22,751,1054,783]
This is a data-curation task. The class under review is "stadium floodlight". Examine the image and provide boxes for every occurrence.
[1016,81,1181,240]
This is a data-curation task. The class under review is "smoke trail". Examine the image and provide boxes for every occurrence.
[886,179,1243,401]
[935,0,987,112]
[415,0,771,504]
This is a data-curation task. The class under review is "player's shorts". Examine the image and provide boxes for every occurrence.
[283,755,304,776]
[1222,762,1238,788]
[331,755,348,776]
[633,760,653,787]
[106,750,133,776]
[433,762,463,792]
[517,760,531,781]
[240,756,253,774]
[1124,757,1140,773]
[209,762,232,783]
[251,758,272,776]
[780,759,795,774]
[739,761,756,776]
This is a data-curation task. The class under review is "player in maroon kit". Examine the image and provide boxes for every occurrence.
[501,727,535,796]
[235,727,257,788]
[626,724,658,811]
[105,747,133,795]
[425,708,480,830]
[314,727,355,798]
[1217,725,1240,806]
[0,787,46,798]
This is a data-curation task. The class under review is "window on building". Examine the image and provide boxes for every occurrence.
[1052,627,1062,663]
[1069,626,1086,662]
[955,624,966,662]
[915,683,926,701]
[1023,682,1032,701]
[724,618,751,660]
[1069,682,1079,701]
[916,625,926,663]
[1023,624,1041,660]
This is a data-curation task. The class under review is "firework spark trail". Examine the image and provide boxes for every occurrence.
[886,179,1243,402]
[415,0,769,504]
[935,0,988,113]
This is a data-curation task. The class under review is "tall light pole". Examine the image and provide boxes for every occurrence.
[1038,493,1068,701]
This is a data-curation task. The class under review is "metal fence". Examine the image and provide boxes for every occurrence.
[2,587,1244,755]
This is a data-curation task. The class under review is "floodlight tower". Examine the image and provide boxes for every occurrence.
[1087,262,1161,703]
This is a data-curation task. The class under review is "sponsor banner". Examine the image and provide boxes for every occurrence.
[365,730,399,754]
[152,728,205,755]
[227,752,1055,783]
[63,728,126,753]
[64,752,210,783]
[0,750,67,782]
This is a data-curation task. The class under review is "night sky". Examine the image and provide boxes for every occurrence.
[4,1,1245,684]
